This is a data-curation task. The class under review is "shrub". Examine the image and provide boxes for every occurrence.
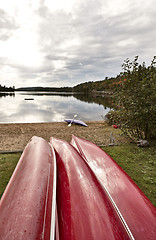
[106,56,156,141]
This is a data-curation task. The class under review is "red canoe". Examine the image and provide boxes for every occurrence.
[71,135,156,240]
[0,135,155,239]
[0,136,56,240]
[51,137,134,239]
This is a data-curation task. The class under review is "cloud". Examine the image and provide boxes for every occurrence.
[0,0,156,87]
[0,8,18,40]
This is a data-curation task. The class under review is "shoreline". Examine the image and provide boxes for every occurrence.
[0,121,128,152]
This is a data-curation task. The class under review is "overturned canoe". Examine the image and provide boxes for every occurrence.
[0,135,155,239]
[0,136,56,240]
[51,137,133,239]
[71,135,156,240]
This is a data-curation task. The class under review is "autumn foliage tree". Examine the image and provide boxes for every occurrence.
[106,56,156,141]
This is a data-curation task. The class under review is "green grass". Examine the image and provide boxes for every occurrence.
[102,141,156,206]
[0,153,21,198]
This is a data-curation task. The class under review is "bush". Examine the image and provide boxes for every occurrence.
[106,56,156,141]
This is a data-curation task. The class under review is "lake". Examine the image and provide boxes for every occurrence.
[0,92,112,123]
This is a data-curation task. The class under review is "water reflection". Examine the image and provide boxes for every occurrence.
[0,92,112,123]
[73,93,113,109]
[0,92,15,98]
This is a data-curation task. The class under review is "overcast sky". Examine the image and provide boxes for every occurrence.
[0,0,156,88]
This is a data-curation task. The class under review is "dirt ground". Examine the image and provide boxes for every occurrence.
[0,121,128,152]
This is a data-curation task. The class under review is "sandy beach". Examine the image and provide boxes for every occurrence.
[0,121,127,152]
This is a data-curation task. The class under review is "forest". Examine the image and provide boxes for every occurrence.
[0,85,15,92]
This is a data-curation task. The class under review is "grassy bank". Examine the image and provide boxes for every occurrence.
[0,142,155,206]
[0,153,21,198]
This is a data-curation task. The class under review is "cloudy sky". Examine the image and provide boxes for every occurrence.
[0,0,156,88]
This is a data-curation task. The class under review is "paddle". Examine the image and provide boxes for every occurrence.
[68,114,77,127]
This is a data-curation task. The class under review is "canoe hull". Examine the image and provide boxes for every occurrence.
[71,135,156,240]
[64,119,88,127]
[51,137,131,239]
[0,136,56,240]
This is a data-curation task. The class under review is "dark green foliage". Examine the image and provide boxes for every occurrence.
[106,56,156,141]
[0,85,15,92]
[72,78,117,93]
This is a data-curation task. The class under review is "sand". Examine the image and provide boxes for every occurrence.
[0,121,127,152]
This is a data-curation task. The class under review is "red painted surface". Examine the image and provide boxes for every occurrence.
[71,135,156,240]
[51,137,132,239]
[0,136,55,240]
[1,135,155,239]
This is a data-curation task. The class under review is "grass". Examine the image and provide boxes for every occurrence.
[0,141,156,207]
[102,141,156,206]
[0,153,21,198]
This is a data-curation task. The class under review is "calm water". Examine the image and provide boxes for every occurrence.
[0,92,112,123]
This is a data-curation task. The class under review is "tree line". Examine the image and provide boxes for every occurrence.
[15,86,73,92]
[0,85,15,92]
